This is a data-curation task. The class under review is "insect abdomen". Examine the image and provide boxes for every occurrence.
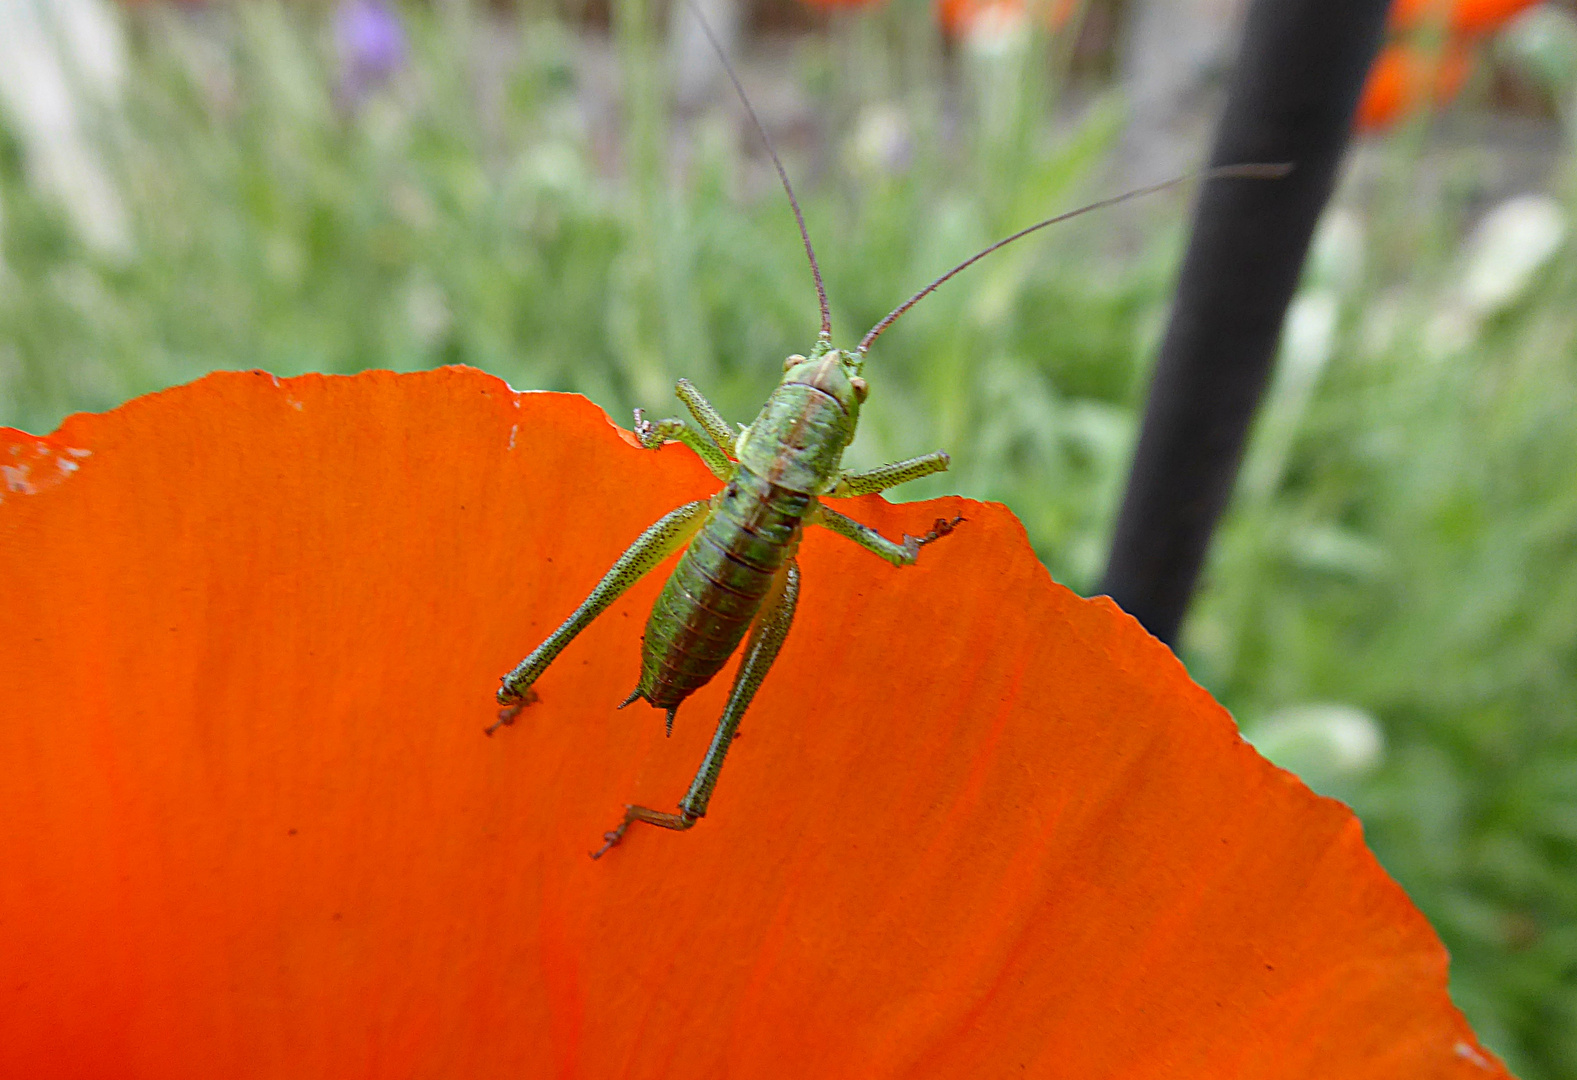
[636,467,810,710]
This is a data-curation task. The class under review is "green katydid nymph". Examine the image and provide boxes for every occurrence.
[489,4,1287,858]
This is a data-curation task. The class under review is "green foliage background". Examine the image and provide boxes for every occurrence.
[2,1,1574,1074]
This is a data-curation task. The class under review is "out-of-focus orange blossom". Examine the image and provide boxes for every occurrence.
[1358,0,1545,128]
[935,0,1077,39]
[1358,39,1480,128]
[1388,0,1544,38]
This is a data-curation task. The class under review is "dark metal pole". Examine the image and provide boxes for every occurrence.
[1099,0,1391,646]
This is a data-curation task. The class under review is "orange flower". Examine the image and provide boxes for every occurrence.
[1387,0,1544,38]
[1,368,1505,1076]
[1357,0,1544,129]
[1356,40,1478,129]
[936,0,1076,39]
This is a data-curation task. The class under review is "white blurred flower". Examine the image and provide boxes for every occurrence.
[1427,194,1567,356]
[1281,291,1341,382]
[1304,208,1366,293]
[1238,290,1338,502]
[1498,5,1577,113]
[1246,703,1386,787]
[0,0,129,255]
[1459,194,1566,316]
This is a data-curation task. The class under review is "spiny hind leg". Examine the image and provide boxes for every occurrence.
[592,560,800,859]
[632,379,736,481]
[490,499,710,734]
[810,503,963,568]
[829,450,950,497]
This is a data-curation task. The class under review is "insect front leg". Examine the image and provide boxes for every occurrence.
[490,499,710,735]
[829,450,950,497]
[632,378,737,481]
[810,503,963,568]
[674,379,738,455]
[592,560,800,859]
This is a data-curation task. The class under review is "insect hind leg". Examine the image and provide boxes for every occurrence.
[591,561,800,859]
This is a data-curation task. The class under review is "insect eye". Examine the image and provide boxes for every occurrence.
[850,377,868,403]
[783,354,806,372]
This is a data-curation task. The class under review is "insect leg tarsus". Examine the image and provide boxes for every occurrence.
[918,516,965,546]
[591,561,800,859]
[633,407,735,481]
[811,504,962,567]
[495,500,711,724]
[484,686,538,736]
[829,450,950,497]
[591,804,699,860]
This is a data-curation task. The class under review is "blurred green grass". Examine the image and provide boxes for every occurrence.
[2,0,1575,1075]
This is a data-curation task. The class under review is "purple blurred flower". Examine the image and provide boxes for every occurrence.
[335,0,408,104]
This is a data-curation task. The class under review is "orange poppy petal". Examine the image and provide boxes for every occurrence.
[1,368,1504,1077]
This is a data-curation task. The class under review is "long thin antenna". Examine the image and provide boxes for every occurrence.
[685,0,832,340]
[857,163,1292,355]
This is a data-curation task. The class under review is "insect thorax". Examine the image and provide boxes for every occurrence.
[735,349,864,494]
[737,385,855,492]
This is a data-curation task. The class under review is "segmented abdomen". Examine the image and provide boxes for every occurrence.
[637,466,810,709]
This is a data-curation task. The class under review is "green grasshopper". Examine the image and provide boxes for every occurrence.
[490,6,1283,858]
